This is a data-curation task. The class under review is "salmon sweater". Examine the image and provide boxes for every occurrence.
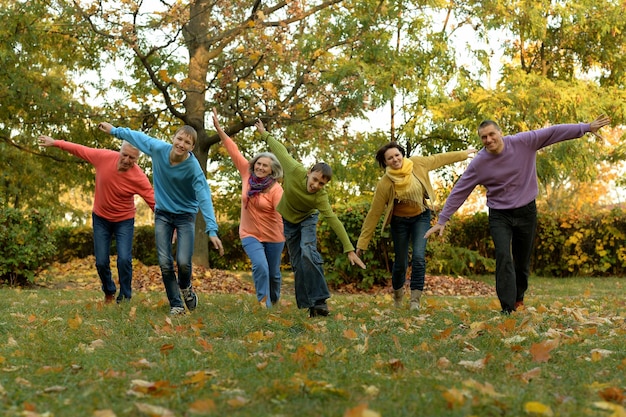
[222,134,285,243]
[53,140,155,222]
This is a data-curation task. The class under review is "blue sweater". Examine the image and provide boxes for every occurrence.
[111,127,219,236]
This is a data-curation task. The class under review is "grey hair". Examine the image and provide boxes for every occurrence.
[120,140,141,156]
[249,152,283,180]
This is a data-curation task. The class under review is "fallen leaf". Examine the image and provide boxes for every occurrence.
[529,339,559,363]
[524,401,554,416]
[344,403,381,417]
[188,399,216,415]
[134,402,175,417]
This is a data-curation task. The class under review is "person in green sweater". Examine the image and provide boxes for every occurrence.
[255,119,366,317]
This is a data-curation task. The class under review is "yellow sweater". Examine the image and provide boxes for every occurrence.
[356,151,471,250]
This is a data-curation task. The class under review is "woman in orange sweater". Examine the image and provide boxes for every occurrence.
[212,109,285,308]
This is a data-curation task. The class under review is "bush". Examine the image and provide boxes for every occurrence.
[0,208,56,285]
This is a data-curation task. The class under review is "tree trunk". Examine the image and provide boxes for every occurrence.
[183,0,221,267]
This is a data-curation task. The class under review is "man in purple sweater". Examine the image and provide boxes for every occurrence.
[425,115,611,313]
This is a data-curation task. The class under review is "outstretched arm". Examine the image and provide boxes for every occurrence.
[255,119,266,135]
[589,115,611,140]
[212,108,229,142]
[98,122,114,134]
[209,236,224,256]
[347,251,366,269]
[424,223,446,239]
[38,135,57,147]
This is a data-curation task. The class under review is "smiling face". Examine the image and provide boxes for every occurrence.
[479,124,504,154]
[384,147,404,170]
[171,131,195,159]
[306,169,328,193]
[253,156,273,179]
[117,143,139,172]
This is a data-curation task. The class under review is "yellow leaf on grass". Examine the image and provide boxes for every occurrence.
[593,401,626,417]
[68,313,82,329]
[188,399,216,414]
[442,388,467,409]
[343,329,358,340]
[524,401,554,416]
[134,402,175,417]
[93,410,117,417]
[344,403,381,417]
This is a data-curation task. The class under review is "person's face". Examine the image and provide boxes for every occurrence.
[117,144,139,172]
[253,157,273,179]
[384,147,404,170]
[306,169,328,193]
[479,124,504,154]
[171,132,195,157]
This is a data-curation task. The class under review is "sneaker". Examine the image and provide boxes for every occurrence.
[169,306,186,316]
[104,294,115,304]
[181,286,198,311]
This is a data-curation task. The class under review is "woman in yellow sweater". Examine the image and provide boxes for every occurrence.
[356,142,475,311]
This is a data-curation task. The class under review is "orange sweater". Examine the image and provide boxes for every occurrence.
[222,135,285,243]
[54,140,155,222]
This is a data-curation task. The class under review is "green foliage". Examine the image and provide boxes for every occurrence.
[0,208,56,285]
[319,201,492,289]
[533,208,626,277]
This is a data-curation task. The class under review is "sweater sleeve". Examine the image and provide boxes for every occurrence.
[437,163,480,225]
[357,179,391,250]
[261,132,300,173]
[222,135,250,176]
[319,200,355,253]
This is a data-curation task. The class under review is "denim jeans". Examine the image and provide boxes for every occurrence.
[389,209,431,291]
[155,209,196,308]
[242,237,284,307]
[92,213,135,299]
[283,213,329,309]
[488,200,537,312]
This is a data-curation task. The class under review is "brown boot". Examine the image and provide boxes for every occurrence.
[393,288,404,308]
[410,290,422,311]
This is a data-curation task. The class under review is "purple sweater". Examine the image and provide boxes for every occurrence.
[438,123,591,224]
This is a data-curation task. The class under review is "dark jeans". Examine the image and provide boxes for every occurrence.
[389,209,431,291]
[283,213,329,309]
[488,200,537,312]
[155,209,196,308]
[92,212,135,299]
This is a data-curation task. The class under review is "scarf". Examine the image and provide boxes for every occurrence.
[385,158,423,206]
[246,174,275,207]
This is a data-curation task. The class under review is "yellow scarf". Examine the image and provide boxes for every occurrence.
[385,159,423,206]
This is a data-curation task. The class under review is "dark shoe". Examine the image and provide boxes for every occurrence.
[104,294,115,304]
[309,302,329,317]
[181,286,198,311]
[116,295,131,304]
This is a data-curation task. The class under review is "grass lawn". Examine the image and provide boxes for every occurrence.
[0,274,624,417]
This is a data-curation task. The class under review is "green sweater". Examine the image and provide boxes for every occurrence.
[261,132,355,253]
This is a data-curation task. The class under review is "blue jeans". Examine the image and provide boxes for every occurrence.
[283,213,329,309]
[92,213,135,299]
[488,200,537,312]
[155,209,196,308]
[389,209,431,291]
[242,237,284,307]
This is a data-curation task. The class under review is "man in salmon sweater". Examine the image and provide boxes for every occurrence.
[39,135,155,303]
